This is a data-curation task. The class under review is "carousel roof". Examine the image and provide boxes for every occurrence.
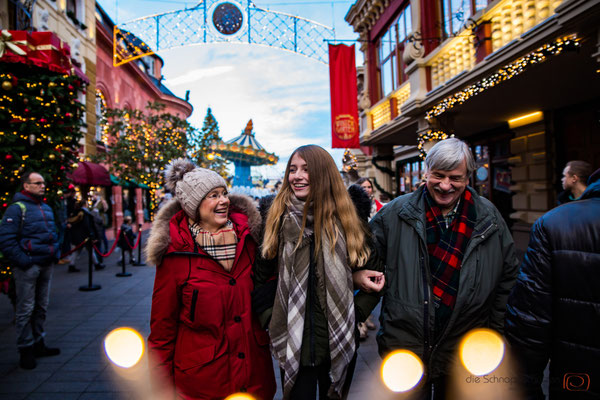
[211,120,278,166]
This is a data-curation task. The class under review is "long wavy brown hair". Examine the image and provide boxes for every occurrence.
[261,145,370,268]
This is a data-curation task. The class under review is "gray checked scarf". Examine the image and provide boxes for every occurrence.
[269,196,356,399]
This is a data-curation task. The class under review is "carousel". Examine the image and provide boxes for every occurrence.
[210,120,278,187]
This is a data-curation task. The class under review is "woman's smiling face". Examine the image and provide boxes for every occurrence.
[288,153,310,200]
[198,187,230,232]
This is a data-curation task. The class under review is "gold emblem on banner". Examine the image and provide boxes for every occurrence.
[334,114,357,140]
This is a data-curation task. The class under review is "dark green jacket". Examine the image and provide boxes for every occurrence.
[369,186,518,379]
[253,236,381,367]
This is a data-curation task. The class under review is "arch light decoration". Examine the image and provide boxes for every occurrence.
[113,0,335,66]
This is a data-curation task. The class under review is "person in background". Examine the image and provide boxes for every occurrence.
[56,187,75,265]
[0,172,61,369]
[356,177,383,220]
[378,192,391,205]
[147,159,275,400]
[117,215,137,265]
[67,200,104,272]
[91,191,109,254]
[557,160,592,205]
[505,168,600,399]
[254,145,384,399]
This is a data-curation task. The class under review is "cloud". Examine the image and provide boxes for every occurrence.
[155,28,348,177]
[163,65,235,86]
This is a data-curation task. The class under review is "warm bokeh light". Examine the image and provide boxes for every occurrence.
[459,329,505,376]
[104,327,145,368]
[225,394,255,400]
[381,350,424,392]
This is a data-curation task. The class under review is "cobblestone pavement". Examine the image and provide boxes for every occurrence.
[0,233,391,400]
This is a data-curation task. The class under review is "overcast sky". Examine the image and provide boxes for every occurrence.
[97,0,362,180]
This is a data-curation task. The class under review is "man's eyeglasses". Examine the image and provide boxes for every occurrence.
[27,181,46,186]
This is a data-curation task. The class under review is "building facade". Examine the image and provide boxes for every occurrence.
[95,3,193,235]
[346,0,600,251]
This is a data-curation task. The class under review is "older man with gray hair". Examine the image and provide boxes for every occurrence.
[355,138,519,399]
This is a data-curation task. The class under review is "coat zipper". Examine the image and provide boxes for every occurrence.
[189,289,198,322]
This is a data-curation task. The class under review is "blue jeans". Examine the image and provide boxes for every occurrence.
[13,264,53,348]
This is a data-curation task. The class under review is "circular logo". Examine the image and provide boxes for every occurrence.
[334,114,358,140]
[212,2,244,35]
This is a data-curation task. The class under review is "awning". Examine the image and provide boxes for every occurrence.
[71,64,90,84]
[69,161,111,186]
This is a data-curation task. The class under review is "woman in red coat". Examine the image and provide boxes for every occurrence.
[146,159,276,400]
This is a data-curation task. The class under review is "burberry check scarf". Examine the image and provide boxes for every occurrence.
[424,187,476,337]
[269,196,355,399]
[188,219,238,272]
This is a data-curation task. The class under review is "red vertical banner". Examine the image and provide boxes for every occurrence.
[328,44,360,149]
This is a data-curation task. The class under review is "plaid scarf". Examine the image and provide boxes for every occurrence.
[424,187,476,337]
[269,196,355,399]
[188,219,238,272]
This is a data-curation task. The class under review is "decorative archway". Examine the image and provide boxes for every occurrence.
[114,0,335,66]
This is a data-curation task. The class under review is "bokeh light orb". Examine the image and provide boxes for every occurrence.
[459,329,505,376]
[104,327,145,368]
[381,350,424,392]
[225,394,255,400]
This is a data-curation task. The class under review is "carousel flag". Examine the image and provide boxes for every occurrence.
[328,44,360,149]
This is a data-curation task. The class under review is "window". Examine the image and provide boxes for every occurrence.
[441,0,487,37]
[96,90,107,142]
[67,0,77,15]
[377,4,412,98]
[397,157,425,194]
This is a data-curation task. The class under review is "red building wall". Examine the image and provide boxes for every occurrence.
[95,12,193,237]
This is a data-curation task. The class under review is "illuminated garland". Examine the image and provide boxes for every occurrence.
[425,35,581,121]
[96,90,109,143]
[342,149,358,173]
[417,130,455,159]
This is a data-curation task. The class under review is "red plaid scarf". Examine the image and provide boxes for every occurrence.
[424,187,476,336]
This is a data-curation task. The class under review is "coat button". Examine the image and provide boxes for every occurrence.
[234,316,241,323]
[238,352,245,359]
[229,278,236,286]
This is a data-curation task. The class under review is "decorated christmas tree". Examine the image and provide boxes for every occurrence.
[0,64,86,214]
[189,107,228,176]
[93,101,188,218]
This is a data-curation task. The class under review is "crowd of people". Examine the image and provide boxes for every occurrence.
[0,138,597,399]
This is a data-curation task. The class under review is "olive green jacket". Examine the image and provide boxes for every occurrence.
[368,186,519,379]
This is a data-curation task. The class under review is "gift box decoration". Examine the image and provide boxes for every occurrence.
[0,30,35,60]
[31,31,72,72]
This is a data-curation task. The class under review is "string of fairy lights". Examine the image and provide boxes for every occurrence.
[417,130,455,159]
[425,35,581,121]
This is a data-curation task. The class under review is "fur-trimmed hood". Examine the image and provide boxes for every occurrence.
[145,194,261,266]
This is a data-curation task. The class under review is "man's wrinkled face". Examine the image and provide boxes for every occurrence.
[426,160,469,213]
[23,173,46,197]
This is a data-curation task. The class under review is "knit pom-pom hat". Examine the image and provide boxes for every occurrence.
[164,158,228,219]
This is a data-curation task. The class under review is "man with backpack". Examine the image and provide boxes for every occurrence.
[0,172,61,369]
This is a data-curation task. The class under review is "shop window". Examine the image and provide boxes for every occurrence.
[377,3,412,98]
[440,0,488,37]
[397,157,425,194]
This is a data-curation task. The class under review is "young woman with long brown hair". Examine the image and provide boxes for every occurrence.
[254,145,383,400]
